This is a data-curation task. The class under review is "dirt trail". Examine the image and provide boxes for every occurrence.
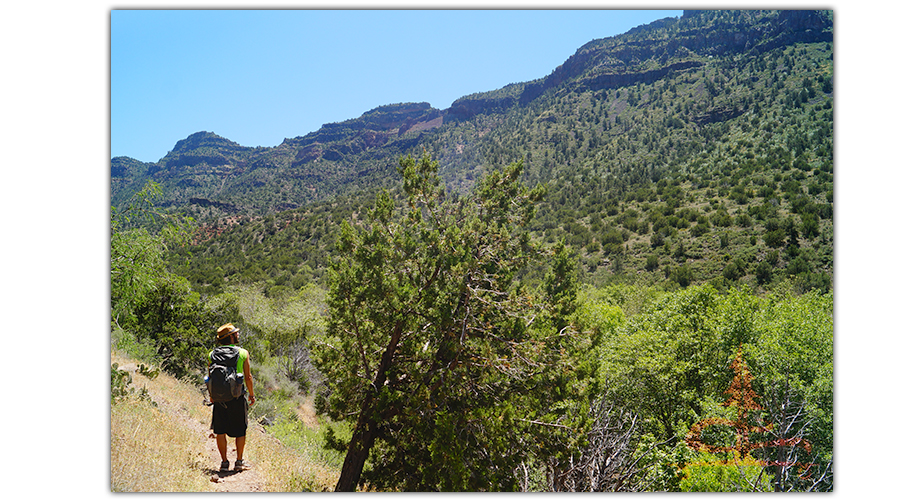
[116,361,268,492]
[194,407,266,491]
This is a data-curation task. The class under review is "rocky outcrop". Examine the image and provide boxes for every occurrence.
[399,115,443,136]
[358,102,440,131]
[755,10,832,52]
[189,197,238,212]
[165,153,231,168]
[301,102,439,141]
[515,10,831,108]
[154,131,251,175]
[291,144,324,166]
[447,94,517,120]
[286,103,442,166]
[169,131,247,156]
[579,61,705,92]
[670,10,831,56]
[692,104,746,125]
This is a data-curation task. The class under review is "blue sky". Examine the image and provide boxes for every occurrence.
[111,9,682,162]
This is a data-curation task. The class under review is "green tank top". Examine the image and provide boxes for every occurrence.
[209,345,249,373]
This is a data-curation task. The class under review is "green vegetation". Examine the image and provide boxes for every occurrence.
[159,10,832,297]
[111,10,833,492]
[314,154,573,491]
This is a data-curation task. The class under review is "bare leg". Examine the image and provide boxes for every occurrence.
[236,435,246,461]
[216,434,228,461]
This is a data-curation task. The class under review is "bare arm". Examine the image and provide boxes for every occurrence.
[244,357,256,406]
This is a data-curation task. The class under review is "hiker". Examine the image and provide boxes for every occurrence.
[208,323,256,472]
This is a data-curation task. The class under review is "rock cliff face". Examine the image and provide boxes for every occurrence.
[170,131,246,154]
[445,11,832,121]
[284,102,443,166]
[150,131,251,177]
[517,10,831,107]
[578,61,705,91]
[672,10,831,56]
[447,93,517,120]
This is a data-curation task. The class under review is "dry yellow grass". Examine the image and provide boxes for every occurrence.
[245,421,341,491]
[111,397,213,492]
[110,350,341,492]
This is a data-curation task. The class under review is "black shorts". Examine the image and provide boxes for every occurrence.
[211,394,248,438]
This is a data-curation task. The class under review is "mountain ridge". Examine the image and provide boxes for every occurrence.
[111,10,831,217]
[113,9,833,294]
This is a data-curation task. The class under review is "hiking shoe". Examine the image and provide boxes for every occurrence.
[219,460,230,472]
[234,459,249,471]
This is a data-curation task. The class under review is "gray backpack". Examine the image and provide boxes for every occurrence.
[207,346,244,403]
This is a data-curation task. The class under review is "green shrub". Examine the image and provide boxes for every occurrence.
[601,229,625,255]
[764,229,785,248]
[112,326,161,365]
[679,453,773,492]
[671,264,692,287]
[755,261,773,285]
[111,363,156,406]
[722,260,745,281]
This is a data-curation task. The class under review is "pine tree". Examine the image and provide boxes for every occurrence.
[314,153,578,491]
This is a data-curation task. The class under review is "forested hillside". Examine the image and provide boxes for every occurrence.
[111,10,833,492]
[115,9,833,295]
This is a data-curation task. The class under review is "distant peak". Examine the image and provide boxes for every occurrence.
[170,131,239,154]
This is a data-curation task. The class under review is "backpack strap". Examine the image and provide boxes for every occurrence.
[210,345,240,367]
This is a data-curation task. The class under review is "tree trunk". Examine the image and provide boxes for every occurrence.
[335,413,378,491]
[334,323,404,492]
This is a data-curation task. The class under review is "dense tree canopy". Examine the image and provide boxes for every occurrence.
[312,153,582,491]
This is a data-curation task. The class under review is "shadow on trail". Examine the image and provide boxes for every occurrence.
[202,467,248,478]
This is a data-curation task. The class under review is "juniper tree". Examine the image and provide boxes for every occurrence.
[313,153,578,491]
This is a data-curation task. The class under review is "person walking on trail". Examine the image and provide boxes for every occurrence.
[209,323,256,473]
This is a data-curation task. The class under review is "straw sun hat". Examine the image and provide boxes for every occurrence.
[216,323,241,340]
